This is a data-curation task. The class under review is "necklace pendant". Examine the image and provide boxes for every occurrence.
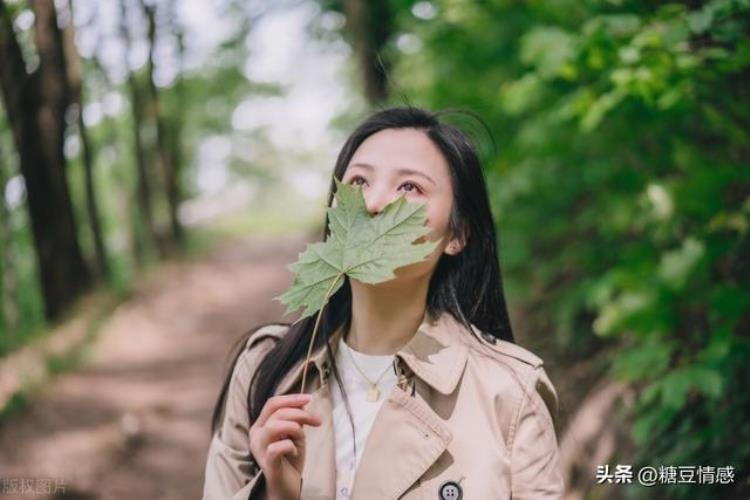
[367,385,380,402]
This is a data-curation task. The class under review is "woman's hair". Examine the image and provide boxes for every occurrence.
[211,106,514,434]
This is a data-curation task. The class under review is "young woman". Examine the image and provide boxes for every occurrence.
[202,107,564,500]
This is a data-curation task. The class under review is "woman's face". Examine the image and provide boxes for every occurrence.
[340,127,465,281]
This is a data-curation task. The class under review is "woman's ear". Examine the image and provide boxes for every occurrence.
[444,222,469,256]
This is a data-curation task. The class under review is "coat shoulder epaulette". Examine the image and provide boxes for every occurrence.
[244,323,290,351]
[468,325,560,427]
[469,325,544,369]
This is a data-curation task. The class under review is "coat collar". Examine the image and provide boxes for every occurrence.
[395,311,469,395]
[274,310,470,397]
[276,310,471,499]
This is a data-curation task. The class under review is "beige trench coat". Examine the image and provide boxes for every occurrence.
[202,311,565,499]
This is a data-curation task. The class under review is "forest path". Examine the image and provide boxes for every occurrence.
[0,235,307,500]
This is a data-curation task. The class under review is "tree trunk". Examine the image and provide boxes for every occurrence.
[90,52,142,269]
[119,0,162,262]
[0,0,91,321]
[0,141,19,334]
[169,0,185,247]
[170,8,187,244]
[142,1,183,250]
[65,0,110,281]
[342,0,392,104]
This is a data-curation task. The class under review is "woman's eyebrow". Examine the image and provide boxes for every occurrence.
[349,162,436,186]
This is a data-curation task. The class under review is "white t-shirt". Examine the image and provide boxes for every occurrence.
[330,336,399,499]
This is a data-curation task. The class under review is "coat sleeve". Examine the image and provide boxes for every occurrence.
[509,365,565,499]
[202,331,280,500]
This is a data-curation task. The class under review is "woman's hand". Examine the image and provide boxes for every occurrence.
[249,394,322,500]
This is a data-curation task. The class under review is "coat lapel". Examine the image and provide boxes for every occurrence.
[272,327,344,500]
[350,312,469,499]
[299,382,337,499]
[349,384,454,499]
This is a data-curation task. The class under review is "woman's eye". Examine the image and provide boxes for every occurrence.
[399,182,422,194]
[347,176,421,193]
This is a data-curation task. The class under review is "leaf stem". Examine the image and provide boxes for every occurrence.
[299,273,343,395]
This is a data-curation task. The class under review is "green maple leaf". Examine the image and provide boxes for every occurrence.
[276,178,439,320]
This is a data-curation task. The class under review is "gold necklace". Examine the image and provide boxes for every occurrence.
[342,340,395,402]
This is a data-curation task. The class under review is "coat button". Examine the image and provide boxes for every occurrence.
[438,480,463,500]
[481,331,497,345]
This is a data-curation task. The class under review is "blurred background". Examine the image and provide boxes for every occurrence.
[0,0,748,498]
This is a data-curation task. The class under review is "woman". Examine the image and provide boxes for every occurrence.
[202,107,564,500]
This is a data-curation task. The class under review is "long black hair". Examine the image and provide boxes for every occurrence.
[211,106,514,434]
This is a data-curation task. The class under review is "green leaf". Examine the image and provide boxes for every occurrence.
[519,26,577,79]
[687,8,714,34]
[276,179,439,319]
[658,237,705,290]
[690,367,724,399]
[612,339,675,381]
[661,369,693,409]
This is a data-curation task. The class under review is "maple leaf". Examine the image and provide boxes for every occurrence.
[275,179,439,393]
[276,179,438,319]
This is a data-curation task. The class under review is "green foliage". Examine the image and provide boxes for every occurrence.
[277,179,436,319]
[0,0,279,351]
[0,115,45,355]
[375,0,750,495]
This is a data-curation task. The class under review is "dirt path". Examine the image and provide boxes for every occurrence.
[0,234,308,500]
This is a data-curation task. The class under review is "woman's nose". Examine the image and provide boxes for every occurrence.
[363,188,393,216]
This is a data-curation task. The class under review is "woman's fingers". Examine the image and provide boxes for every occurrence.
[255,394,312,427]
[249,395,321,500]
[270,407,322,427]
[249,395,322,464]
[266,439,298,465]
[262,419,304,445]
